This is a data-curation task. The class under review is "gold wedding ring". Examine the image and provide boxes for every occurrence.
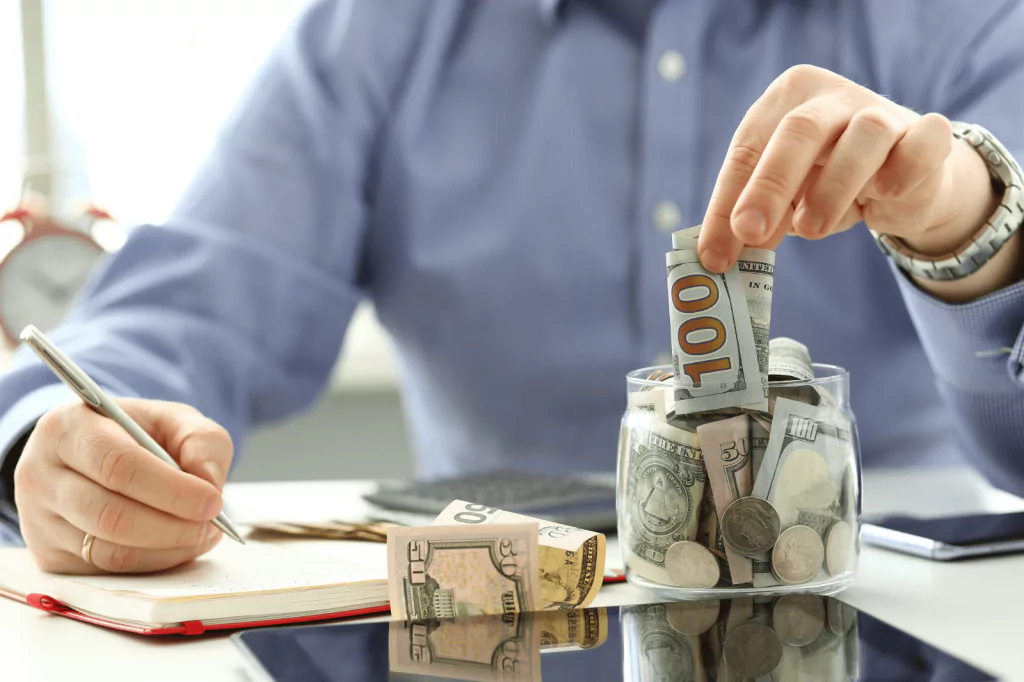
[81,533,96,566]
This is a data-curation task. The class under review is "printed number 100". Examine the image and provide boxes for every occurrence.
[671,273,731,388]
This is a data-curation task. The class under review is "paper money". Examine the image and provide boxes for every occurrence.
[666,248,766,414]
[433,500,606,610]
[622,603,707,682]
[387,523,541,620]
[768,337,814,382]
[248,520,395,542]
[736,247,775,407]
[696,415,754,584]
[750,398,852,531]
[536,607,609,651]
[628,386,672,422]
[622,418,708,585]
[388,611,540,682]
[696,483,731,584]
[671,225,702,250]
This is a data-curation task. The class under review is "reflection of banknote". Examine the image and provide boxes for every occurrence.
[434,500,606,610]
[696,415,753,585]
[750,398,852,531]
[536,608,609,651]
[387,524,540,620]
[666,249,765,414]
[388,611,540,682]
[623,418,707,586]
[622,603,707,682]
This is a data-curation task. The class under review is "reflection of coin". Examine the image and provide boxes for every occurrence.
[665,599,720,635]
[723,621,783,677]
[825,521,854,575]
[772,525,824,585]
[664,541,720,588]
[722,497,780,555]
[826,598,857,636]
[773,595,826,646]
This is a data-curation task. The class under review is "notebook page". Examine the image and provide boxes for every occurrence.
[64,541,386,602]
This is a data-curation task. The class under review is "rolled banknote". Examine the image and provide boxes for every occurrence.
[768,337,814,382]
[696,415,754,585]
[434,500,606,610]
[622,417,707,586]
[736,247,775,408]
[671,225,702,250]
[387,523,540,620]
[666,249,765,414]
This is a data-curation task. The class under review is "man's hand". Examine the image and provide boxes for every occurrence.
[13,399,233,574]
[698,65,1014,301]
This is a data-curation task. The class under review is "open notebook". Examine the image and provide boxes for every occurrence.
[0,542,390,636]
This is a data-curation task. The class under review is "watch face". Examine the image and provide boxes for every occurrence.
[0,235,105,340]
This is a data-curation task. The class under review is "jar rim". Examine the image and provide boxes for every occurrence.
[626,363,849,388]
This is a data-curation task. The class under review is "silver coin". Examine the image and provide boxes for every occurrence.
[772,595,826,646]
[722,497,781,556]
[772,525,825,585]
[664,599,721,635]
[826,598,857,636]
[664,541,721,588]
[723,621,783,677]
[825,520,854,575]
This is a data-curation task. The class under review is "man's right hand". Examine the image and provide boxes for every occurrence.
[13,398,233,574]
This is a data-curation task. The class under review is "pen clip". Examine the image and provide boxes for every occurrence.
[19,326,103,408]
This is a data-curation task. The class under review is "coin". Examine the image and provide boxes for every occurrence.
[664,599,721,635]
[723,621,783,677]
[664,541,721,588]
[825,520,854,575]
[772,525,824,585]
[826,598,857,636]
[772,595,826,646]
[721,497,781,556]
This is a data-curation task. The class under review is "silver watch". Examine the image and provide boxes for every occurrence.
[871,121,1024,281]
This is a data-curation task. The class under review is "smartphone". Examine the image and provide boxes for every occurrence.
[861,511,1024,560]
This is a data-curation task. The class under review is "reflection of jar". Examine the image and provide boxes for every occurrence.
[616,365,862,598]
[620,596,859,681]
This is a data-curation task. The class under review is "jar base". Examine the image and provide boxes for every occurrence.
[626,569,856,601]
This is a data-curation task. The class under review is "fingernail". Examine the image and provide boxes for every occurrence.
[202,496,222,520]
[700,247,732,273]
[203,461,224,488]
[733,210,766,239]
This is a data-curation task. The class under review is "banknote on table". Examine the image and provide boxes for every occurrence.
[622,417,707,586]
[434,500,606,610]
[696,415,753,585]
[387,523,541,620]
[750,398,853,535]
[666,248,766,414]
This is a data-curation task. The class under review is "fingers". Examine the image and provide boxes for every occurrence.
[53,467,211,550]
[794,107,908,239]
[51,409,222,522]
[873,112,953,199]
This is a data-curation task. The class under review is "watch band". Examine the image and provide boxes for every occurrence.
[871,122,1024,281]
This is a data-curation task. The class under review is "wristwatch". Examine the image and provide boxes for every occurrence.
[871,121,1024,281]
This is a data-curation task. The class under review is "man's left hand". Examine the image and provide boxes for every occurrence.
[698,64,999,278]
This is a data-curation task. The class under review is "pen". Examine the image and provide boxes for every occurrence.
[19,325,246,546]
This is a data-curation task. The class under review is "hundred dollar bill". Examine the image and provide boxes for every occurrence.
[387,523,541,620]
[388,611,540,682]
[750,398,853,532]
[696,415,754,585]
[622,418,707,586]
[768,337,814,382]
[434,500,606,610]
[736,247,775,409]
[666,249,766,414]
[671,225,702,250]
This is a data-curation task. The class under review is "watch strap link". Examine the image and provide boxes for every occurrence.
[871,122,1024,281]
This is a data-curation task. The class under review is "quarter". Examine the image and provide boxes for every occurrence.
[772,595,826,646]
[723,621,783,677]
[722,497,781,556]
[825,520,854,575]
[771,525,824,585]
[664,541,720,588]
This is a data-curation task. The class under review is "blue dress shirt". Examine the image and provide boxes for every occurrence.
[2,0,1024,507]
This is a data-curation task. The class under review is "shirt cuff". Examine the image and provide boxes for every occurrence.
[0,384,78,493]
[894,265,1024,393]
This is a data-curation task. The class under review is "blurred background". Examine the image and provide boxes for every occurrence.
[0,1,413,481]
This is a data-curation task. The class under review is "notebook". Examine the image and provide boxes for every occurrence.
[0,541,390,636]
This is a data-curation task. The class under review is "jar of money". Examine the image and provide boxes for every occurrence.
[617,362,861,598]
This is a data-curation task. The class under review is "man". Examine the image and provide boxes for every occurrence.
[1,0,1022,575]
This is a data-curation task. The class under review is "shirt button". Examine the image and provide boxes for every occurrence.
[653,201,682,232]
[657,50,686,83]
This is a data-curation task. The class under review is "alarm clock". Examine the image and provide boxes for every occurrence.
[0,207,107,346]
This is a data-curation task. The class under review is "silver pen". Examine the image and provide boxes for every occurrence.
[19,325,246,545]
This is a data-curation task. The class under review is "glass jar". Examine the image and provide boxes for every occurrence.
[617,364,861,599]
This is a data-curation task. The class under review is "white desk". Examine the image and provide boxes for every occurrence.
[2,468,1023,682]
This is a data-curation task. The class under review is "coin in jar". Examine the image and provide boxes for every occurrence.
[723,621,783,677]
[826,598,857,636]
[825,520,854,575]
[664,599,721,636]
[772,525,824,585]
[722,497,781,556]
[664,541,720,588]
[772,595,826,646]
